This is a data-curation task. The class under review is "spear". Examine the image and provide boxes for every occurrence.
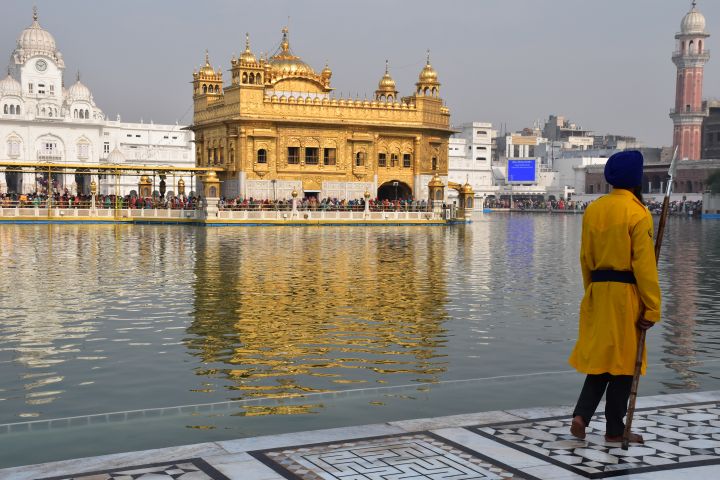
[622,146,678,450]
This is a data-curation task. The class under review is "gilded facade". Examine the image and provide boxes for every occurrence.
[189,29,452,201]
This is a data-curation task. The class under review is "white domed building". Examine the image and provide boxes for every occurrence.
[0,8,195,196]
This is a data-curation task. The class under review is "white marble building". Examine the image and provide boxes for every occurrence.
[0,9,194,197]
[448,122,496,199]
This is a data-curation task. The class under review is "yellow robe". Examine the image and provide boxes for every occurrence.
[568,189,661,376]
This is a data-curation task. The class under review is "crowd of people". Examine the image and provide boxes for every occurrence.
[0,191,201,210]
[219,196,432,212]
[483,196,703,216]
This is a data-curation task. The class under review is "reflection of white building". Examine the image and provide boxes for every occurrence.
[0,9,194,196]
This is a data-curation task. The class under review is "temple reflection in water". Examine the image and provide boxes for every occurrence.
[186,227,450,415]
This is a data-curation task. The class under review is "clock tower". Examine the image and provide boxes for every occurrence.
[11,7,64,105]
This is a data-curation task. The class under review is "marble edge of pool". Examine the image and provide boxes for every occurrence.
[2,389,720,479]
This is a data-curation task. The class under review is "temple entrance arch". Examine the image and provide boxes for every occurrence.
[377,180,412,200]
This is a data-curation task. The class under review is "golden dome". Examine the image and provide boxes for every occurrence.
[240,33,257,64]
[461,182,474,194]
[268,27,315,75]
[199,50,216,76]
[377,60,397,91]
[428,173,444,188]
[418,51,438,84]
[321,62,332,79]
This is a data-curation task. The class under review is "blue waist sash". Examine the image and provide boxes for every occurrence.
[591,269,636,284]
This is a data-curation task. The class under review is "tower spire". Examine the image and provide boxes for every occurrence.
[385,59,389,74]
[33,5,38,22]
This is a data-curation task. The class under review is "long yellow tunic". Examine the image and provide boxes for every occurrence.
[568,189,661,376]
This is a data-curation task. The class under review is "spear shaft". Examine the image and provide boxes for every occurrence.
[622,147,678,450]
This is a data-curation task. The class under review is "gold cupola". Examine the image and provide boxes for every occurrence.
[239,33,257,65]
[268,27,315,75]
[375,60,398,102]
[416,50,440,97]
[193,50,223,97]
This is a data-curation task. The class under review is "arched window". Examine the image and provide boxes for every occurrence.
[9,105,14,115]
[249,73,255,84]
[202,84,207,94]
[73,109,77,118]
[79,109,84,119]
[432,157,438,170]
[355,151,365,167]
[387,94,393,101]
[589,184,594,194]
[209,186,217,197]
[256,74,262,84]
[431,87,437,96]
[699,40,703,53]
[257,149,267,164]
[41,107,46,116]
[214,85,219,93]
[3,105,7,114]
[424,87,429,95]
[242,72,248,83]
[435,190,443,201]
[85,109,89,118]
[15,105,20,115]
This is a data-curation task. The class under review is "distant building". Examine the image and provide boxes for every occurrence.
[0,8,195,196]
[670,1,710,160]
[448,122,496,197]
[542,114,593,142]
[701,99,720,158]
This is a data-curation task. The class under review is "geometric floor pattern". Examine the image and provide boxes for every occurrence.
[469,401,720,479]
[249,432,541,480]
[36,458,231,480]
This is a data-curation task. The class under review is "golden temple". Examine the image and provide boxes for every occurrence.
[189,28,453,202]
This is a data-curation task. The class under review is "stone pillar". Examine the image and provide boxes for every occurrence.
[363,189,371,219]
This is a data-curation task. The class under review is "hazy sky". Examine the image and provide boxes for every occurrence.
[2,0,717,147]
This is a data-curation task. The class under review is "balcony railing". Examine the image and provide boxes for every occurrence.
[672,50,710,60]
[669,108,708,115]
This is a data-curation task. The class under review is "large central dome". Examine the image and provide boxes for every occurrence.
[268,27,315,75]
[12,7,64,68]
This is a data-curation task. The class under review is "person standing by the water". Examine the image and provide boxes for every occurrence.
[568,150,661,444]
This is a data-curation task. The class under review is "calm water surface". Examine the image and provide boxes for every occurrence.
[0,214,718,467]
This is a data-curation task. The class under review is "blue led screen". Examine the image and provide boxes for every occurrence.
[507,159,537,183]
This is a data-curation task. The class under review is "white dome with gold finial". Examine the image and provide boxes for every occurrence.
[681,1,706,34]
[66,74,93,102]
[13,7,64,68]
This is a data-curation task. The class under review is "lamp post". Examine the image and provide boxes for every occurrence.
[90,179,97,213]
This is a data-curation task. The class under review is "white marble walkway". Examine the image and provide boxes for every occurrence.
[2,390,720,480]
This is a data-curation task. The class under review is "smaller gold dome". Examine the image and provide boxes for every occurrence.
[461,182,474,194]
[418,51,438,84]
[377,60,397,92]
[240,33,257,64]
[140,175,151,183]
[199,50,216,76]
[428,173,444,188]
[321,62,332,78]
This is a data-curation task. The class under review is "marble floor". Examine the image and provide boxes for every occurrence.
[3,391,720,480]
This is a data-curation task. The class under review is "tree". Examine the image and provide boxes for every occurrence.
[707,170,720,194]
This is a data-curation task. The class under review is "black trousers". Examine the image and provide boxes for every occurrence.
[572,373,633,437]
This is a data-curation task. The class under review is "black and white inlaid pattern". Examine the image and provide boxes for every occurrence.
[469,401,720,479]
[37,458,230,480]
[250,432,539,480]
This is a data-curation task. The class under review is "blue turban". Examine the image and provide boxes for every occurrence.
[604,150,643,188]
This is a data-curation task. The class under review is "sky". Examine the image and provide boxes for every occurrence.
[2,0,717,147]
